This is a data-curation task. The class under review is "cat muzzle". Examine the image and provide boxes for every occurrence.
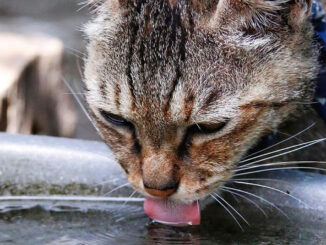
[143,180,179,198]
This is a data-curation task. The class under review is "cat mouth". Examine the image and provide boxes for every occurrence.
[144,197,201,226]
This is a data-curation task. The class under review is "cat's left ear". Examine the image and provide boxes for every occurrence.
[289,0,312,25]
[208,0,313,30]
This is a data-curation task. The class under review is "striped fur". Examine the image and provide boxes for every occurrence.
[84,0,319,203]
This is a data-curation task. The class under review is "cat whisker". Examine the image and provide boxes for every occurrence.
[234,166,326,177]
[193,119,202,131]
[65,47,86,59]
[232,181,308,208]
[65,47,86,57]
[93,178,122,187]
[220,188,267,217]
[240,137,322,165]
[220,186,289,219]
[209,194,244,231]
[77,0,91,8]
[236,161,326,172]
[62,77,100,134]
[239,138,326,168]
[63,93,87,95]
[243,123,315,159]
[103,183,131,196]
[229,178,288,184]
[239,140,318,168]
[228,191,241,204]
[66,51,84,61]
[77,0,88,6]
[213,192,250,226]
[296,101,320,105]
[76,56,85,82]
[119,190,137,210]
[77,0,99,12]
[77,1,87,10]
[277,131,304,143]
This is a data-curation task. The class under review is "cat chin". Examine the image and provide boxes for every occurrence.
[169,189,223,210]
[164,189,212,204]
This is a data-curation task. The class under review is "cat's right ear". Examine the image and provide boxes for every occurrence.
[207,0,313,31]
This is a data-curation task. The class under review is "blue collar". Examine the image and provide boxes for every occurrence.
[312,0,326,122]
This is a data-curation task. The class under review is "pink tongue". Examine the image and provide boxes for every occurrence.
[144,197,201,226]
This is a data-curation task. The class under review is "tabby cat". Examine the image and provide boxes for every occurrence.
[83,0,326,225]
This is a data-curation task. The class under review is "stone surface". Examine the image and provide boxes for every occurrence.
[0,133,127,196]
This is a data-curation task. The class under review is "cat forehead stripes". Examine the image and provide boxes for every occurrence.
[85,0,317,123]
[85,0,248,120]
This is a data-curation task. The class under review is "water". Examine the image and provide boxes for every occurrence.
[0,196,325,245]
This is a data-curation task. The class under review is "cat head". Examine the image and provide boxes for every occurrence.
[84,0,318,203]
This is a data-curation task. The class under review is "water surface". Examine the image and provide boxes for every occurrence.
[0,196,325,245]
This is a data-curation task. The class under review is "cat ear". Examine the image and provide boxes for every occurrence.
[288,0,312,25]
[208,0,312,30]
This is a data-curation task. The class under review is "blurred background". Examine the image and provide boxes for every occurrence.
[0,0,101,141]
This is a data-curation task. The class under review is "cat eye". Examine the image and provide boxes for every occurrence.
[178,120,229,157]
[191,121,229,135]
[100,110,133,128]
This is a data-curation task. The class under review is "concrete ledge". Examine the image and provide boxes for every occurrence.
[0,133,128,196]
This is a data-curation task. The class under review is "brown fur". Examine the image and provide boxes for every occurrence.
[84,0,321,203]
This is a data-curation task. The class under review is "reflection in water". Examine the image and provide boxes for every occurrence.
[145,223,201,245]
[0,197,326,245]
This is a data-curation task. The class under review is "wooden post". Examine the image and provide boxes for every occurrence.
[0,33,76,137]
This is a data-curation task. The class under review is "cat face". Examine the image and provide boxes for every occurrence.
[84,0,318,203]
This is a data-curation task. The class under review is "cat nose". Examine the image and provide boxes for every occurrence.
[144,181,179,198]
